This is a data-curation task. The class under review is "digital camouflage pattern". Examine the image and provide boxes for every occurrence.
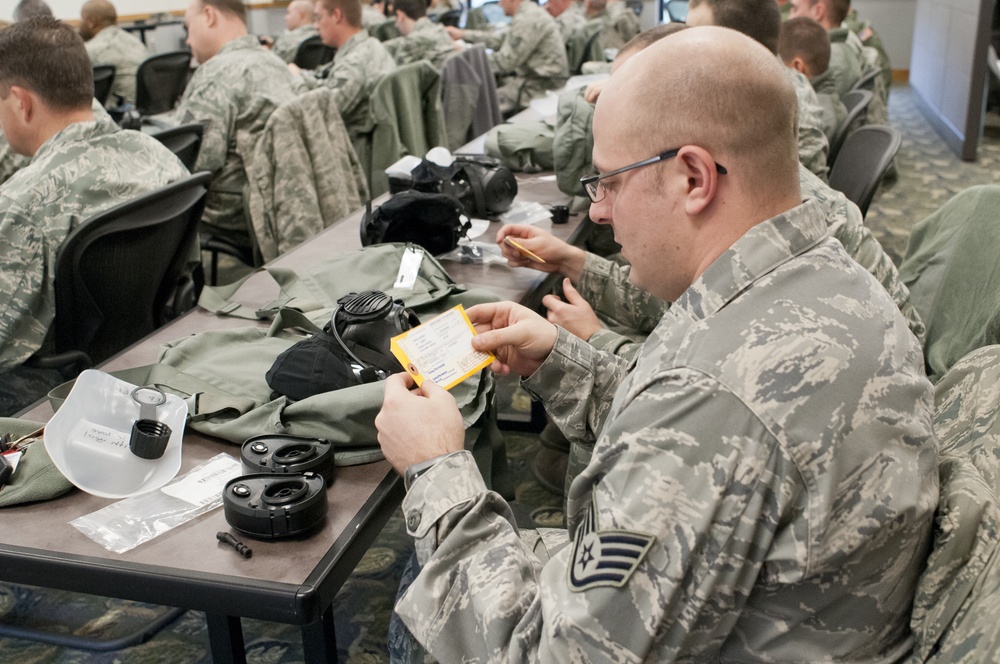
[786,66,831,180]
[827,25,864,97]
[581,162,926,361]
[603,0,641,51]
[0,116,188,370]
[553,2,587,41]
[298,30,396,137]
[383,17,455,69]
[174,35,297,249]
[909,344,1000,662]
[395,200,939,662]
[811,68,848,141]
[84,25,149,106]
[362,3,389,31]
[462,1,569,114]
[0,132,30,187]
[270,23,319,64]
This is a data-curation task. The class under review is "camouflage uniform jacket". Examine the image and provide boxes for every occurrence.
[174,35,297,244]
[463,1,569,113]
[84,25,149,106]
[0,133,30,188]
[828,26,864,97]
[811,67,848,140]
[604,0,640,51]
[0,118,188,368]
[299,31,396,137]
[395,199,939,662]
[554,3,587,41]
[270,24,319,64]
[582,163,926,362]
[362,4,389,31]
[383,17,455,69]
[786,66,830,181]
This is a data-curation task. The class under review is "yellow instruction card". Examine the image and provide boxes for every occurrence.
[390,305,495,390]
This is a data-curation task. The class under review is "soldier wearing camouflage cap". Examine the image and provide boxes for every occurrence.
[376,26,938,662]
[446,0,569,115]
[79,0,149,106]
[0,18,188,414]
[382,0,457,69]
[176,0,298,257]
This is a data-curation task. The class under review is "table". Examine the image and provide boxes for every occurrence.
[0,163,586,663]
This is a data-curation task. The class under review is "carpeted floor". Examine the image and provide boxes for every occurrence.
[2,84,999,663]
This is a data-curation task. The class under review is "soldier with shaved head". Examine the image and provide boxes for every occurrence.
[266,0,318,63]
[375,26,937,662]
[80,0,149,106]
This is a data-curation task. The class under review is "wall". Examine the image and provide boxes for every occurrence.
[853,0,917,72]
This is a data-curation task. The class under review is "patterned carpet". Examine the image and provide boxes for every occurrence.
[2,85,999,663]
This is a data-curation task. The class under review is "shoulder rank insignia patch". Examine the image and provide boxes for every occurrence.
[567,488,655,592]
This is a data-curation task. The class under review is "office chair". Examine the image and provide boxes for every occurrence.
[828,89,873,167]
[373,20,401,41]
[29,172,211,374]
[92,65,116,107]
[433,9,463,27]
[827,124,900,218]
[850,66,882,94]
[135,50,192,116]
[664,0,688,23]
[148,123,204,171]
[293,34,336,70]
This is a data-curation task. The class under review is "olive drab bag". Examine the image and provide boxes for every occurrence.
[48,244,513,495]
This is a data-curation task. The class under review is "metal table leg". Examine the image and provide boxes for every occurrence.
[205,613,247,664]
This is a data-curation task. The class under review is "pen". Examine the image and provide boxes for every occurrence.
[503,237,547,264]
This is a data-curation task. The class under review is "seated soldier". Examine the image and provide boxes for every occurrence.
[264,0,319,64]
[79,0,150,107]
[779,16,847,141]
[13,0,53,21]
[604,0,640,50]
[290,0,396,138]
[0,18,189,414]
[175,0,298,259]
[545,0,587,42]
[376,27,938,661]
[427,0,462,17]
[790,0,864,96]
[361,0,389,32]
[687,0,830,180]
[445,0,569,115]
[383,0,457,69]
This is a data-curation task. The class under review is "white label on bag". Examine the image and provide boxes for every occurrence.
[394,246,424,290]
[160,454,242,507]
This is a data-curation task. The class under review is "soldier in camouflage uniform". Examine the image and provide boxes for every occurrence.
[687,0,830,179]
[79,0,149,106]
[376,28,938,661]
[265,0,319,64]
[604,0,640,50]
[383,0,456,69]
[778,17,848,141]
[0,18,188,414]
[789,0,864,96]
[446,0,569,115]
[176,0,298,256]
[0,132,30,187]
[292,0,396,138]
[545,0,587,42]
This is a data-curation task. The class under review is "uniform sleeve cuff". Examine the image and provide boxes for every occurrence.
[401,451,487,539]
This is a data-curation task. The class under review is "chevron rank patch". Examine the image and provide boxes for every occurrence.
[568,489,655,592]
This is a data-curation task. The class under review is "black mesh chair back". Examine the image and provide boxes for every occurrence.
[828,89,873,166]
[136,50,192,116]
[93,65,116,107]
[51,172,211,365]
[149,123,205,171]
[293,35,336,70]
[374,20,402,41]
[828,124,901,218]
[851,66,882,94]
[664,0,688,22]
[434,9,463,27]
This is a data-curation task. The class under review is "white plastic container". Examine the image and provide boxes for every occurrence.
[45,370,187,498]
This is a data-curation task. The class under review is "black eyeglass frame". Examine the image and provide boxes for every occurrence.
[579,148,728,203]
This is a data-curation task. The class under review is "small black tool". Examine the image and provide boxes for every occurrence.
[216,531,253,558]
[0,453,13,489]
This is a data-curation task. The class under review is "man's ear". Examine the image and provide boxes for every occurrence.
[790,56,808,76]
[8,86,34,124]
[676,145,719,216]
[203,4,219,28]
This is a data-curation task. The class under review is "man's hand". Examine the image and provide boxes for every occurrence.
[376,373,465,475]
[584,79,607,104]
[496,224,587,282]
[544,278,602,341]
[287,63,303,77]
[445,26,465,41]
[467,301,559,378]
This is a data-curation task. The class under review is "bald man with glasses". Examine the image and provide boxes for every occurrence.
[375,26,937,663]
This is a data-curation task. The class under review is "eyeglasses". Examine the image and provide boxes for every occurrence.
[580,148,728,204]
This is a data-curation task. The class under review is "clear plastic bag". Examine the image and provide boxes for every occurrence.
[70,454,242,553]
[498,201,552,226]
[438,240,507,265]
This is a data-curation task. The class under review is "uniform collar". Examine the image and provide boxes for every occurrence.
[31,117,119,166]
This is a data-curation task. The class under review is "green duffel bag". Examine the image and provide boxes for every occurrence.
[484,121,555,174]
